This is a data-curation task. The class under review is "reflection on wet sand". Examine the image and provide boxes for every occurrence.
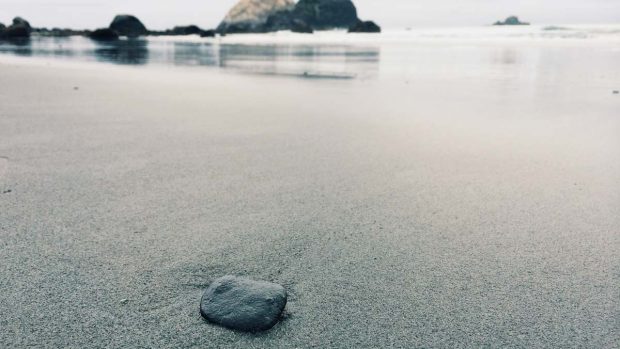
[94,39,149,65]
[0,36,380,79]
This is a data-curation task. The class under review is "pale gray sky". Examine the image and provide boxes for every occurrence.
[0,0,618,30]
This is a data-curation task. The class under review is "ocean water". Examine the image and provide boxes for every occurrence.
[0,25,619,81]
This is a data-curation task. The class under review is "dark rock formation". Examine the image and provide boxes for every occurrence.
[200,276,287,332]
[172,25,202,35]
[494,16,529,26]
[217,0,296,34]
[348,20,381,33]
[293,0,359,29]
[216,0,375,33]
[89,28,119,41]
[2,26,30,38]
[149,25,216,37]
[291,19,313,33]
[0,17,33,39]
[12,17,32,33]
[200,29,216,37]
[109,15,148,37]
[264,10,298,32]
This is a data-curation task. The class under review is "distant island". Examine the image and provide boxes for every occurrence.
[493,16,530,26]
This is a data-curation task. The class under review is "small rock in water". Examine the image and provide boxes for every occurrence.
[200,275,287,332]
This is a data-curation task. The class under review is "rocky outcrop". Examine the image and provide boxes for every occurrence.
[291,19,313,33]
[12,17,32,32]
[217,0,370,33]
[89,28,119,41]
[149,25,216,37]
[293,0,359,29]
[348,20,381,33]
[109,15,148,37]
[217,0,296,34]
[494,16,529,26]
[171,25,203,35]
[0,17,32,39]
[200,29,216,37]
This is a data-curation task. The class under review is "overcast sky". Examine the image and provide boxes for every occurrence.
[1,0,618,30]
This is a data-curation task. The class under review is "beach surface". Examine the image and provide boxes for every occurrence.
[0,30,619,348]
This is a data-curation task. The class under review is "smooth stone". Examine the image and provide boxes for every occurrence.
[200,275,287,332]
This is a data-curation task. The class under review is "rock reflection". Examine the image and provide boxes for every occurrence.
[217,43,380,79]
[0,38,32,56]
[93,39,149,65]
[0,36,381,79]
[172,42,218,66]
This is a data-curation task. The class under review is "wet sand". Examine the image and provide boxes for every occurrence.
[0,42,619,348]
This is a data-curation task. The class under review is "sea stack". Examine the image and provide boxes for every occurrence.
[0,17,32,39]
[109,15,148,37]
[216,0,376,34]
[493,16,530,26]
[217,0,296,34]
[294,0,360,29]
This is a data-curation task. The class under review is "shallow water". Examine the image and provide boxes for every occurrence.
[1,25,619,80]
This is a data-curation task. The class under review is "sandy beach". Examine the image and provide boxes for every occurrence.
[0,31,619,348]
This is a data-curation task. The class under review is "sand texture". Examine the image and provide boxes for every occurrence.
[0,43,619,348]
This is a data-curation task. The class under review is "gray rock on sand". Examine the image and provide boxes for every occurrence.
[200,275,287,332]
[109,15,148,37]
